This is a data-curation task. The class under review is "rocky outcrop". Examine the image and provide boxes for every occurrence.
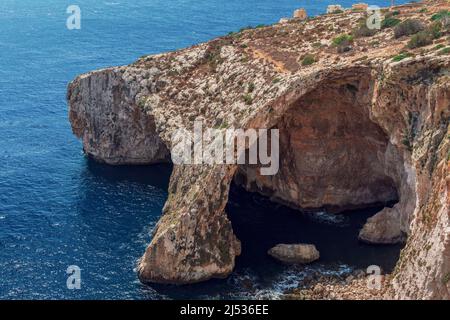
[68,1,449,299]
[235,72,399,212]
[137,164,241,284]
[268,244,320,264]
[293,9,308,20]
[359,206,406,244]
[67,67,169,165]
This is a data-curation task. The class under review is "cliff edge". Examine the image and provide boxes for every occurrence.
[68,0,450,299]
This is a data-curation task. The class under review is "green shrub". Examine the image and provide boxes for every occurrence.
[331,9,344,14]
[332,34,354,46]
[243,94,253,105]
[247,82,255,93]
[392,52,412,62]
[408,31,433,48]
[431,10,450,21]
[381,17,401,29]
[407,22,442,49]
[434,44,445,50]
[438,47,450,55]
[428,21,443,39]
[301,54,315,66]
[353,22,378,37]
[332,34,354,53]
[419,8,428,13]
[443,273,450,285]
[394,19,425,38]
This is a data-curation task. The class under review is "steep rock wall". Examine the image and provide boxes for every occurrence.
[236,74,399,212]
[68,67,169,165]
[67,1,449,299]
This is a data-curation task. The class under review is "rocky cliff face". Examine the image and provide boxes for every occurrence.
[68,68,169,165]
[68,0,449,299]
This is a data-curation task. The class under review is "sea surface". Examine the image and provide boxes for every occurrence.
[0,0,408,299]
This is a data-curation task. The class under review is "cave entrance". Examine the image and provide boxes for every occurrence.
[235,79,400,212]
[226,77,404,286]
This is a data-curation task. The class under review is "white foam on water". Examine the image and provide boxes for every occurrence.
[225,264,354,300]
[306,211,349,226]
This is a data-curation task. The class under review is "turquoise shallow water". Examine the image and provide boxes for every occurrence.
[0,0,408,299]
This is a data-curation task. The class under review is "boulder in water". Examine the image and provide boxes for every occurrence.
[358,206,405,244]
[268,244,320,264]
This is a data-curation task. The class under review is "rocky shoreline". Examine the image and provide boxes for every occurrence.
[283,269,392,300]
[68,0,450,299]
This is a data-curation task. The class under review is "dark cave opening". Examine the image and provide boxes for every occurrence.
[225,79,406,282]
[226,182,404,276]
[235,79,401,213]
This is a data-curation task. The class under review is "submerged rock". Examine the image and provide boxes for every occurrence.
[268,244,320,264]
[359,207,405,244]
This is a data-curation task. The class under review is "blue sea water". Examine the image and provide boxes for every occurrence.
[0,0,408,299]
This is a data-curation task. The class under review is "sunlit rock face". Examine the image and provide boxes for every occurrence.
[68,68,170,165]
[68,0,450,299]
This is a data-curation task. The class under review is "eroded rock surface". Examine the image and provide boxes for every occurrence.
[68,68,169,165]
[68,0,450,299]
[359,206,405,244]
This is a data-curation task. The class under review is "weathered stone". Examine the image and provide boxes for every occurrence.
[327,5,344,14]
[359,206,405,244]
[268,244,320,264]
[293,8,307,20]
[67,68,169,165]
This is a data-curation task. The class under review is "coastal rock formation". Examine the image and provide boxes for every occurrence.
[358,206,405,244]
[68,68,169,165]
[68,1,450,299]
[268,244,320,264]
[235,73,399,212]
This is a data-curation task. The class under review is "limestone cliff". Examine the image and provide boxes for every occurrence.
[68,0,450,299]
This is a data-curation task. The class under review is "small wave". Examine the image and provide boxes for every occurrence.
[306,211,349,226]
[224,264,353,300]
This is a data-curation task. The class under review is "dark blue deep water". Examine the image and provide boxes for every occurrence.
[0,0,407,299]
